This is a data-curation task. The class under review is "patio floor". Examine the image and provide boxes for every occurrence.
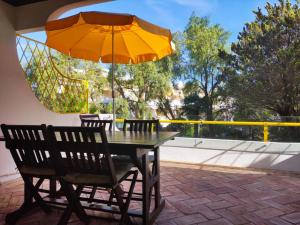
[1,162,300,225]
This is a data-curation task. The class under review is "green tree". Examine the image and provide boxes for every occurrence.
[22,48,88,113]
[105,98,130,119]
[222,0,300,120]
[155,32,186,119]
[51,53,108,113]
[183,14,229,120]
[183,14,230,135]
[109,62,173,119]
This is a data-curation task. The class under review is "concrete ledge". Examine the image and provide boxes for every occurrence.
[0,171,20,184]
[161,137,300,172]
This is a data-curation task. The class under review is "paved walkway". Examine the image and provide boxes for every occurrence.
[1,162,300,225]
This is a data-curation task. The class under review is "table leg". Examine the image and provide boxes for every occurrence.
[49,178,57,198]
[142,152,150,225]
[154,147,160,209]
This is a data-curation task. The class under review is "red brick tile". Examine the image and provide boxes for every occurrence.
[218,193,241,205]
[210,187,236,195]
[269,217,293,225]
[228,205,256,215]
[216,209,249,225]
[165,193,191,202]
[261,199,294,213]
[171,214,207,225]
[206,200,233,210]
[193,204,220,220]
[172,201,199,215]
[183,197,211,206]
[273,195,300,204]
[281,212,300,223]
[254,207,285,219]
[1,163,300,225]
[242,212,271,224]
[198,218,233,225]
[156,221,177,225]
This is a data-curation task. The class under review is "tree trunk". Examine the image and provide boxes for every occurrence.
[206,104,214,138]
[193,123,199,137]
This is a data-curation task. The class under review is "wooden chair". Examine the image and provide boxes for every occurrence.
[80,119,114,202]
[121,119,160,204]
[123,119,159,132]
[47,125,138,225]
[81,119,113,131]
[0,124,53,225]
[123,120,159,164]
[79,114,100,121]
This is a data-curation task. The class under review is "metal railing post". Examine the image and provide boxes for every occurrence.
[263,124,269,143]
[85,80,89,113]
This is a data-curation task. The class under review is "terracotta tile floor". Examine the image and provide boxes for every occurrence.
[1,162,300,225]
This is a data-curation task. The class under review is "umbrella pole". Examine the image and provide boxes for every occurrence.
[112,25,116,131]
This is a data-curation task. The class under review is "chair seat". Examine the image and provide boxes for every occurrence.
[19,165,56,176]
[63,162,133,186]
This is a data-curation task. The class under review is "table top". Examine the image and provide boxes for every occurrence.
[0,131,178,148]
[106,131,178,148]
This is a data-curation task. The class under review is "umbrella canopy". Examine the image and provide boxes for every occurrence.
[45,11,174,64]
[45,11,174,129]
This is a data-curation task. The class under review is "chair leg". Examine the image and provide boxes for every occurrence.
[114,171,138,225]
[59,180,89,224]
[108,190,114,206]
[23,176,51,214]
[57,206,72,225]
[5,176,40,225]
[58,185,84,225]
[124,171,138,221]
[114,186,130,225]
[88,186,97,203]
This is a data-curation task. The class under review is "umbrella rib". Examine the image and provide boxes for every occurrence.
[132,23,170,42]
[135,24,172,46]
[131,31,157,56]
[69,27,95,54]
[120,34,131,61]
[99,33,109,62]
[46,23,87,40]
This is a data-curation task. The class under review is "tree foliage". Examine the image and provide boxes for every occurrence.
[183,14,230,121]
[51,53,108,113]
[109,62,172,119]
[222,0,300,118]
[155,32,186,119]
[24,49,88,113]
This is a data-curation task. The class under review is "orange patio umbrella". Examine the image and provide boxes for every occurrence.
[45,11,174,129]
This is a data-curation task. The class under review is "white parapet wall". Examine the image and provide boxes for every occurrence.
[161,137,300,172]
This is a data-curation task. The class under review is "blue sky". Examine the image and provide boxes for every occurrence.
[26,0,283,44]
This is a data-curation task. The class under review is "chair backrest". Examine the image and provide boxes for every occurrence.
[79,114,100,122]
[81,119,113,131]
[0,124,52,171]
[123,119,159,132]
[47,125,117,183]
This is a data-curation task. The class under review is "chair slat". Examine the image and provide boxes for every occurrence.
[81,119,113,131]
[123,119,159,133]
[0,124,51,171]
[48,126,116,180]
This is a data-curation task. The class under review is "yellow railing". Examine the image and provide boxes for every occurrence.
[16,34,89,113]
[116,118,300,143]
